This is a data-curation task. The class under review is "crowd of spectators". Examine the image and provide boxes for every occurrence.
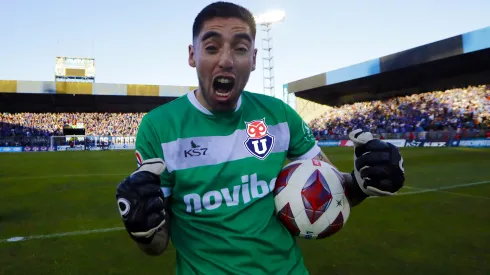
[1,85,489,141]
[0,112,144,137]
[309,85,490,138]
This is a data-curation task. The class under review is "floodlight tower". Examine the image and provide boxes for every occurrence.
[254,10,285,98]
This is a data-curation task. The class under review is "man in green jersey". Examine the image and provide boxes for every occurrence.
[116,2,405,274]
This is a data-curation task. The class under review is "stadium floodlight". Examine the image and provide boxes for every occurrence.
[254,10,285,99]
[254,10,286,25]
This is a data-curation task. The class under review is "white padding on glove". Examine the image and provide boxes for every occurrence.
[131,158,166,177]
[348,129,394,196]
[130,215,167,239]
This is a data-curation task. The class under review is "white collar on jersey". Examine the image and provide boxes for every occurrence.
[187,89,242,115]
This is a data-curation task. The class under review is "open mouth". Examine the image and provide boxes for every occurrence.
[212,76,235,100]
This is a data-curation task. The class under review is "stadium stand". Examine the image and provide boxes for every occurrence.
[0,112,147,148]
[309,85,490,141]
[0,112,144,136]
[286,26,490,147]
[0,80,196,150]
[2,84,489,146]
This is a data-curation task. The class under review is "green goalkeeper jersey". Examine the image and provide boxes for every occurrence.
[135,90,320,275]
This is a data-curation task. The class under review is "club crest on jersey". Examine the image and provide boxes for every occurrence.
[243,118,275,160]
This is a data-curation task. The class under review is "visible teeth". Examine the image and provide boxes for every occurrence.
[216,78,232,83]
[216,91,231,96]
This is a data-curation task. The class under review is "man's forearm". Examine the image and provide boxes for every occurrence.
[312,151,368,207]
[339,172,368,207]
[311,150,334,166]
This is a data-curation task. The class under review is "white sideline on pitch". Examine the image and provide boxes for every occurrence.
[0,180,489,244]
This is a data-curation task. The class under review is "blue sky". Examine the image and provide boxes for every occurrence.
[0,0,488,99]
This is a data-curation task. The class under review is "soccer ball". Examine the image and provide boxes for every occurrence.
[273,159,351,239]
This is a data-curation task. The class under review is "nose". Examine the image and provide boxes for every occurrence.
[218,48,234,70]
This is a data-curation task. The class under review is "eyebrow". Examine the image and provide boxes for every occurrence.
[201,31,221,42]
[201,31,252,44]
[233,33,252,44]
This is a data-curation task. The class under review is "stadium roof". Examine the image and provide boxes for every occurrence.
[0,81,197,113]
[0,93,177,113]
[286,26,490,106]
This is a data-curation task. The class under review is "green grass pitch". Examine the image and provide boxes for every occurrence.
[0,147,489,275]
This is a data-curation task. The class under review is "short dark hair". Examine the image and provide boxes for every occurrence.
[192,1,256,42]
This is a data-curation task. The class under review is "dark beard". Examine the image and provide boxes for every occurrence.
[197,77,213,110]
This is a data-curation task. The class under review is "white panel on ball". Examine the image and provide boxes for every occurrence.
[273,159,351,240]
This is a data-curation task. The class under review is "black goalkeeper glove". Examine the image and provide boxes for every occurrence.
[348,129,405,196]
[116,158,168,244]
